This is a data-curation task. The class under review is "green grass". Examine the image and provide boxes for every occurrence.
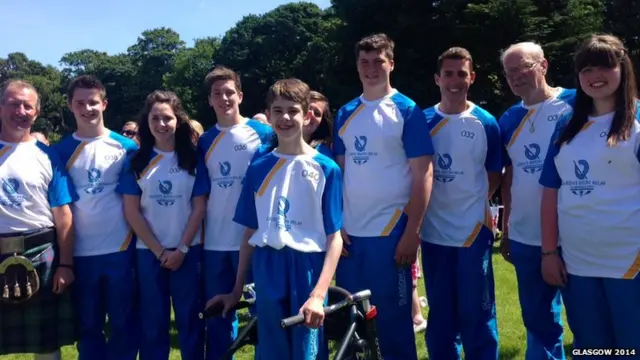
[4,242,575,359]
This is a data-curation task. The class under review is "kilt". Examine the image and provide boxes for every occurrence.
[0,232,77,355]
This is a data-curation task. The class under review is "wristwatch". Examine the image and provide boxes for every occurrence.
[178,245,189,254]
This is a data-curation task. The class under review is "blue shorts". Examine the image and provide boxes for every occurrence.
[561,273,640,358]
[73,251,138,360]
[137,246,204,360]
[253,246,328,360]
[335,216,417,360]
[421,226,499,360]
[510,240,565,360]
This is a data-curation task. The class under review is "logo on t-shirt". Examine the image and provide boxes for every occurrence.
[213,161,242,188]
[85,168,105,194]
[350,135,377,165]
[0,178,26,208]
[434,153,462,182]
[267,195,301,232]
[563,159,606,197]
[519,143,543,174]
[152,180,179,206]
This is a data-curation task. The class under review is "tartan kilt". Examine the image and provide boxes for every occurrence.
[0,240,77,355]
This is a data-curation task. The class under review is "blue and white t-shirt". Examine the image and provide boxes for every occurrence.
[0,139,78,232]
[55,130,138,256]
[334,89,434,237]
[539,103,640,279]
[116,148,211,249]
[198,119,274,251]
[233,150,342,252]
[501,88,576,246]
[420,102,502,247]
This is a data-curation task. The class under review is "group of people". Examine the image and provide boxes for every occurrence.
[0,30,638,360]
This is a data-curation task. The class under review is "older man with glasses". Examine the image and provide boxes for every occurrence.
[497,41,575,360]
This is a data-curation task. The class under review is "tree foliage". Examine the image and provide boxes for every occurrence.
[0,0,637,138]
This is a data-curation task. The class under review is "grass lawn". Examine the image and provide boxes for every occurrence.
[5,242,574,359]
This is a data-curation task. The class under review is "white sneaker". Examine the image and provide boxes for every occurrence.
[413,319,427,333]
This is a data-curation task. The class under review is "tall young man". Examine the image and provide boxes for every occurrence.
[420,47,502,360]
[333,33,434,360]
[499,42,575,360]
[54,75,139,360]
[0,80,77,360]
[197,66,274,360]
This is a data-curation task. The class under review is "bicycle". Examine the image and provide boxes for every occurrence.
[199,284,383,360]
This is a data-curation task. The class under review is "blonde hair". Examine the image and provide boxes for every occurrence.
[190,119,204,135]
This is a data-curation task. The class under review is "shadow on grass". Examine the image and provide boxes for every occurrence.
[498,347,521,360]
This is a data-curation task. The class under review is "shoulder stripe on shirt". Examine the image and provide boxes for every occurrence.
[65,141,88,170]
[257,158,287,196]
[120,230,134,251]
[623,252,640,279]
[429,118,449,137]
[205,132,226,162]
[140,154,164,178]
[0,145,12,158]
[507,109,535,148]
[338,104,365,137]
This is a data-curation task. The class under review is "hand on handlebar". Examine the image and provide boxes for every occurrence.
[299,295,325,329]
[206,291,242,318]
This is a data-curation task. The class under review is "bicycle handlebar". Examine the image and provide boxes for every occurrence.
[199,298,255,319]
[280,288,372,328]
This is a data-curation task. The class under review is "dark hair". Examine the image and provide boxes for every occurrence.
[130,91,199,177]
[67,75,106,103]
[263,79,312,151]
[557,34,637,147]
[204,65,242,95]
[355,33,395,61]
[308,90,333,147]
[266,78,311,112]
[437,47,474,73]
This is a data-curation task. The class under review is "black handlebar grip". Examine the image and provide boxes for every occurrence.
[280,313,305,328]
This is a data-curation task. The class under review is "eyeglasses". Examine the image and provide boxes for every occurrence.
[122,130,137,137]
[503,62,540,77]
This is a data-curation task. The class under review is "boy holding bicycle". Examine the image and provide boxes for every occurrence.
[206,78,344,360]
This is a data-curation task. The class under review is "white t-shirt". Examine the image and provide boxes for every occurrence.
[197,119,274,251]
[500,88,576,246]
[420,102,502,247]
[334,89,434,237]
[0,139,77,232]
[233,150,342,253]
[540,102,640,279]
[116,148,210,249]
[54,130,138,256]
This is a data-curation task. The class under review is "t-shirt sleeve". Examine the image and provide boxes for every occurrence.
[539,122,564,189]
[191,152,211,198]
[116,156,142,195]
[483,115,503,172]
[321,162,343,235]
[46,149,78,207]
[498,113,512,167]
[233,166,259,230]
[333,107,346,156]
[402,104,435,158]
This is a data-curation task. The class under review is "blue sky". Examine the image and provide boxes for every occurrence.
[1,0,331,68]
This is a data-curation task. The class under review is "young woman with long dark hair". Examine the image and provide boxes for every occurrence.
[117,90,210,360]
[539,34,640,353]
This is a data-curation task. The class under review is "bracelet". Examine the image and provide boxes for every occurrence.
[58,264,74,270]
[541,249,559,256]
[157,248,167,260]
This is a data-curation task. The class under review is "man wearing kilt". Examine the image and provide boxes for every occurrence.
[0,80,78,359]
